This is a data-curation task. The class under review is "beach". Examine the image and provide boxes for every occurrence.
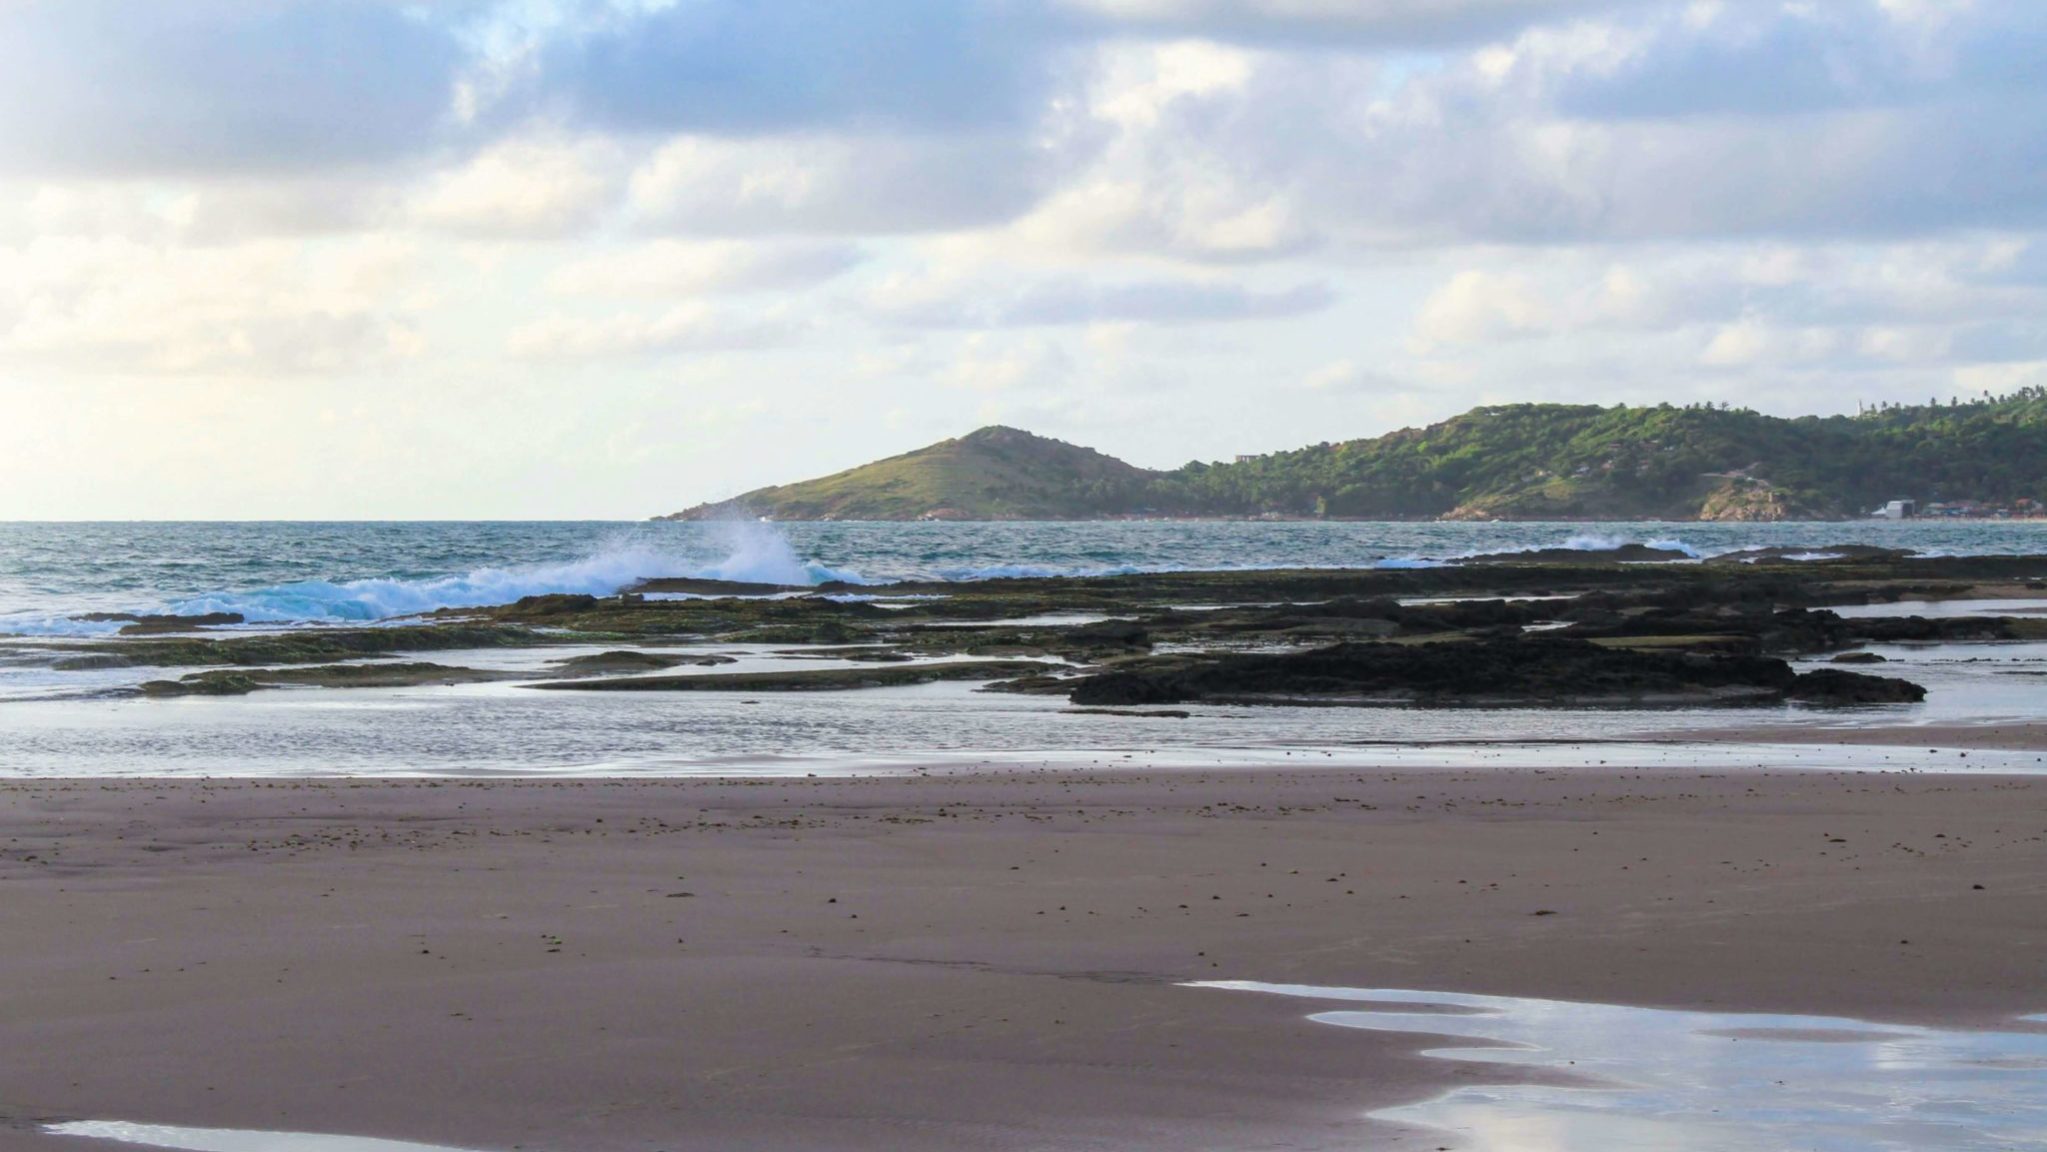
[9,530,2047,1148]
[7,764,2044,1151]
[13,0,2047,1139]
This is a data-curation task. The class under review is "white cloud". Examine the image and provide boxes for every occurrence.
[1301,358,1401,393]
[627,132,1057,237]
[865,266,1334,328]
[1059,0,1649,45]
[548,240,865,297]
[507,303,799,360]
[0,235,427,376]
[944,333,1077,392]
[1414,270,1555,345]
[1699,320,1842,368]
[409,135,623,238]
[8,0,2047,515]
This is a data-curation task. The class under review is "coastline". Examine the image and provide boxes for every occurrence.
[1677,722,2047,751]
[7,766,2043,1151]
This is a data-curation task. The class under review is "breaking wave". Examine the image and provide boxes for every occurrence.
[3,523,869,635]
[0,519,2013,639]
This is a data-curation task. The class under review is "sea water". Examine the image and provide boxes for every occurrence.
[4,519,2046,635]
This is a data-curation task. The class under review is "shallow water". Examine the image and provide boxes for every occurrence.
[6,519,2047,777]
[1192,983,2047,1151]
[3,636,2046,777]
[46,1121,478,1152]
[1826,598,2047,619]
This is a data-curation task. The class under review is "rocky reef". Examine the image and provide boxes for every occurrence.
[1056,638,1924,709]
[140,663,525,697]
[36,544,2047,709]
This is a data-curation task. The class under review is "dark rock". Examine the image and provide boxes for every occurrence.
[140,663,523,697]
[74,611,246,635]
[1830,651,1888,664]
[1065,619,1151,646]
[628,578,811,596]
[1788,668,1926,704]
[1066,637,1923,708]
[141,671,264,697]
[981,675,1074,695]
[1852,616,2015,644]
[75,624,546,669]
[1463,544,1693,564]
[53,653,133,671]
[77,611,245,627]
[550,650,733,675]
[509,594,599,615]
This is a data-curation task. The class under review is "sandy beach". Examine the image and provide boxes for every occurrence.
[5,764,2044,1151]
[1686,720,2047,752]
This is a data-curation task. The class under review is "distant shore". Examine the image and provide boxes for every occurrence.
[659,512,2047,523]
[5,766,2042,1151]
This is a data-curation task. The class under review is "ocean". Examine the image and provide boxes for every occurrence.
[5,519,2046,636]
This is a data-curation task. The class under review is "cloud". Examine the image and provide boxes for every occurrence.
[548,240,866,296]
[11,0,2047,516]
[1300,358,1401,393]
[507,303,799,360]
[626,131,1064,236]
[0,0,460,177]
[869,270,1335,328]
[1556,0,2046,120]
[1057,0,1653,47]
[408,134,624,238]
[1414,270,1555,345]
[499,0,1055,136]
[0,234,427,375]
[1008,4,2047,261]
[944,334,1077,392]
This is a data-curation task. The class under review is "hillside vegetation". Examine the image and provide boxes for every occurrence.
[670,426,1156,521]
[661,393,2047,521]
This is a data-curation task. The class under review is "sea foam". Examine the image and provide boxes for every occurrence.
[7,522,868,635]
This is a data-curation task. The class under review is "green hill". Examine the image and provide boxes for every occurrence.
[660,393,2047,522]
[666,426,1158,521]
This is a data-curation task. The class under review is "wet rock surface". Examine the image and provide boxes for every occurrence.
[548,650,736,675]
[140,663,523,697]
[41,549,2047,711]
[1062,638,1924,708]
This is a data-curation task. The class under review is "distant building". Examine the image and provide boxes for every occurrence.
[1872,499,1917,520]
[1234,454,1259,464]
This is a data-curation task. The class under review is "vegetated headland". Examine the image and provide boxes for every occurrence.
[660,392,2047,522]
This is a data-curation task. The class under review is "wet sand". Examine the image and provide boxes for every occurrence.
[1683,721,2047,751]
[5,766,2045,1151]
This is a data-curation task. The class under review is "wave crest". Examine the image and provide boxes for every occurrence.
[4,523,868,634]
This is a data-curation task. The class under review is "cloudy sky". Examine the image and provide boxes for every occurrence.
[3,0,2042,518]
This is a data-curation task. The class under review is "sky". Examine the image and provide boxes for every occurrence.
[3,0,2044,519]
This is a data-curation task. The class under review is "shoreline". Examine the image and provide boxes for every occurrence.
[6,766,2044,1151]
[1677,721,2047,752]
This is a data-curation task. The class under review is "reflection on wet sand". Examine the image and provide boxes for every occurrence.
[1195,983,2047,1152]
[47,1121,479,1152]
